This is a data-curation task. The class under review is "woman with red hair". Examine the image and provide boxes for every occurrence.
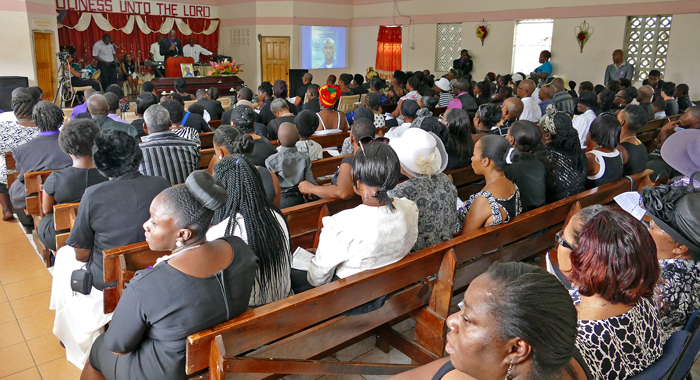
[557,205,662,379]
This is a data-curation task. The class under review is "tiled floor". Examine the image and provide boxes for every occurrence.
[0,219,81,380]
[2,216,700,380]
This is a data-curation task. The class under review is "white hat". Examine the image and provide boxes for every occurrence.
[435,78,451,92]
[390,128,448,177]
[512,73,525,82]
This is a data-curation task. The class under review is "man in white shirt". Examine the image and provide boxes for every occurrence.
[92,33,118,90]
[572,91,599,149]
[183,38,213,64]
[515,79,542,123]
[385,100,419,139]
[149,35,165,77]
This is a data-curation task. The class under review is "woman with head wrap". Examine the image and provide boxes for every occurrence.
[535,105,588,203]
[316,84,349,132]
[82,171,257,380]
[642,180,700,342]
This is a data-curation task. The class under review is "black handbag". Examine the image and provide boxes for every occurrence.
[70,253,93,295]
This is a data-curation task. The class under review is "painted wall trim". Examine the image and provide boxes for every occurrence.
[221,16,352,27]
[351,1,700,26]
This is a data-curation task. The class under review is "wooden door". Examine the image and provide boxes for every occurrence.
[261,36,290,85]
[33,31,57,102]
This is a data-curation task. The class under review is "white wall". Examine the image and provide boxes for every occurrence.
[665,13,700,99]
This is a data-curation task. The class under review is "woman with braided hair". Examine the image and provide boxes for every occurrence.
[642,180,700,342]
[306,142,418,287]
[207,125,281,207]
[0,91,38,220]
[9,101,72,228]
[535,105,588,203]
[207,152,292,307]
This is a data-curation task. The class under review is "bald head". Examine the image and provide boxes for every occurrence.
[278,122,299,147]
[503,97,524,120]
[519,79,536,97]
[551,78,565,93]
[84,88,97,99]
[539,84,556,101]
[637,85,654,103]
[87,94,109,116]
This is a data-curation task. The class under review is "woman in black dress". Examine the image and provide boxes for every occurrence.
[585,114,623,189]
[50,130,171,368]
[535,105,588,203]
[82,171,258,380]
[37,119,108,250]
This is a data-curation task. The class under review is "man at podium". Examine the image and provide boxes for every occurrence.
[160,30,183,60]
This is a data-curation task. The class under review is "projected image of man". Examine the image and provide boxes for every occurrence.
[321,38,336,68]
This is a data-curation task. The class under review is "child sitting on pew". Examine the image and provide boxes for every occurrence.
[653,97,667,119]
[266,123,317,208]
[284,110,323,161]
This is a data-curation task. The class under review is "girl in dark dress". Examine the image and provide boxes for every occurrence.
[585,114,623,189]
[442,108,474,170]
[37,119,108,250]
[82,171,258,380]
[120,53,138,95]
[505,120,547,212]
[617,105,649,175]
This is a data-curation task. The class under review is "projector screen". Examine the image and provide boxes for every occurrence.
[300,26,347,69]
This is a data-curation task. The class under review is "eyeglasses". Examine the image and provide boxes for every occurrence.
[358,136,390,154]
[555,230,575,250]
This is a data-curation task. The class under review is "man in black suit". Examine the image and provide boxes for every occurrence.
[159,30,183,61]
[453,49,473,76]
[195,89,225,121]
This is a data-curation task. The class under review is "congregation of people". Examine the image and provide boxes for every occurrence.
[1,44,700,380]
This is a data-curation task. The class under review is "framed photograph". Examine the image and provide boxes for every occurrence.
[180,63,195,77]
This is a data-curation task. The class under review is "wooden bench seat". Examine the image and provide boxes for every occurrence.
[5,152,17,187]
[100,170,652,377]
[54,202,79,250]
[199,132,215,149]
[636,113,681,151]
[190,169,653,378]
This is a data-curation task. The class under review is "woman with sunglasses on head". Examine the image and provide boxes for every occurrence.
[556,205,662,380]
[642,181,700,342]
[441,108,474,171]
[535,105,588,203]
[390,262,589,380]
[305,141,418,288]
[388,128,457,252]
[454,135,521,236]
[472,103,503,144]
[585,113,623,189]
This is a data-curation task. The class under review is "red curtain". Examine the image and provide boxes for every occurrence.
[58,10,219,75]
[376,26,402,79]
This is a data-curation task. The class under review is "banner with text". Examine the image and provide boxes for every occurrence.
[56,0,217,18]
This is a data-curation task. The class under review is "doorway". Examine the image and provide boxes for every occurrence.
[260,36,290,85]
[33,31,57,103]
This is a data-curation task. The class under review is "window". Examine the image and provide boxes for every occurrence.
[511,19,553,75]
[623,15,672,81]
[436,23,462,72]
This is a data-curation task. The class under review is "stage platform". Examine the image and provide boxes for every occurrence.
[152,76,244,96]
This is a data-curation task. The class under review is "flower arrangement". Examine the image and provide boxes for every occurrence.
[475,20,490,46]
[574,20,594,53]
[210,59,242,77]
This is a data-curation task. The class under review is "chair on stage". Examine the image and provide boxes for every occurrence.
[164,56,195,78]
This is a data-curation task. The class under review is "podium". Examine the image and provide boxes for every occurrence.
[164,56,195,78]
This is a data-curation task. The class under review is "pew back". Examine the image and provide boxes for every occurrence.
[183,169,653,376]
[200,132,215,148]
[54,202,79,250]
[5,152,17,187]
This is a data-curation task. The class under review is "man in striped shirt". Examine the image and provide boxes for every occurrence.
[139,104,200,185]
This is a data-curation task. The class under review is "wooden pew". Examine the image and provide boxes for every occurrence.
[381,103,397,115]
[54,202,79,250]
[23,170,56,266]
[200,132,215,149]
[432,106,447,117]
[310,154,351,185]
[188,169,653,377]
[5,152,17,187]
[271,132,350,150]
[209,120,222,130]
[200,148,214,169]
[637,113,681,151]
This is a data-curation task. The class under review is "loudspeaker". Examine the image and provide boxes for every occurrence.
[0,77,28,113]
[289,69,308,100]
